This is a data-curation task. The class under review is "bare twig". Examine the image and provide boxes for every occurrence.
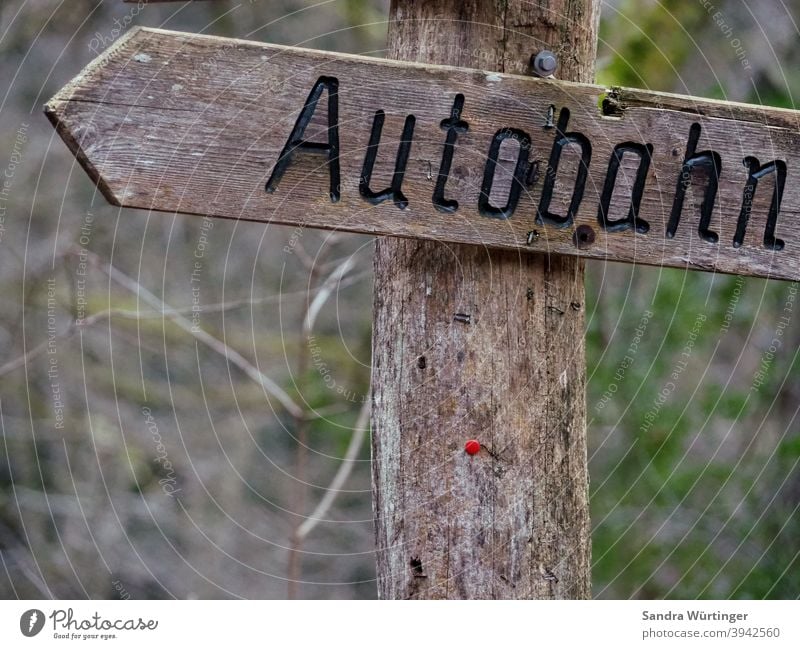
[287,253,359,598]
[86,251,305,419]
[91,271,369,321]
[0,336,59,377]
[294,394,370,541]
[0,268,369,380]
[0,519,51,598]
[303,256,356,335]
[292,239,316,271]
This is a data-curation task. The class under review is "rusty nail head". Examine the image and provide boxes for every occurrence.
[573,225,596,249]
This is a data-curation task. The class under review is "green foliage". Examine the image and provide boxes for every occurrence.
[598,0,706,90]
[590,1,800,598]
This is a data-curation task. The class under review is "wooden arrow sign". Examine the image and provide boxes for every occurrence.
[47,27,800,280]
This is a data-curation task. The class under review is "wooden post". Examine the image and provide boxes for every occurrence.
[371,0,600,598]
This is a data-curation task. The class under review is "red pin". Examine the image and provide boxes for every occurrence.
[464,439,481,455]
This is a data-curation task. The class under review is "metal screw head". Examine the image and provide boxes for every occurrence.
[532,50,557,77]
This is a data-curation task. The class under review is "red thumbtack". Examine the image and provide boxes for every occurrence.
[464,439,481,455]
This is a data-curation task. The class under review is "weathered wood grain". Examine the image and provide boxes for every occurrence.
[46,26,800,280]
[372,0,595,600]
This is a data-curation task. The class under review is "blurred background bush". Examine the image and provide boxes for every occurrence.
[0,0,797,599]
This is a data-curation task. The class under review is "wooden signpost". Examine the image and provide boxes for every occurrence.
[46,0,796,598]
[47,28,800,281]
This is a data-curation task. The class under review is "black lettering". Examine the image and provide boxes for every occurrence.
[734,156,786,250]
[478,128,531,219]
[360,110,416,210]
[433,94,469,213]
[536,108,592,228]
[598,142,652,233]
[265,76,341,202]
[667,122,721,243]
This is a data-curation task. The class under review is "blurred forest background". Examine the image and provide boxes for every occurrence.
[0,0,798,599]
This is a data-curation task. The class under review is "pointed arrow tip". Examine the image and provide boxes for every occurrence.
[43,99,122,208]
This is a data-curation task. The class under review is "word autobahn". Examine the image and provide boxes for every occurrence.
[267,76,783,248]
[46,28,800,281]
